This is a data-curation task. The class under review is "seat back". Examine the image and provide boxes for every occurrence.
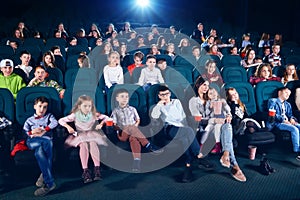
[164,66,193,86]
[272,66,285,78]
[67,45,90,57]
[0,88,15,122]
[46,67,64,87]
[254,81,284,112]
[221,55,242,67]
[221,66,247,83]
[173,55,196,70]
[131,66,144,84]
[64,68,98,89]
[247,66,257,81]
[285,80,300,109]
[63,68,99,115]
[63,85,105,116]
[65,54,80,70]
[16,87,62,125]
[54,55,66,74]
[0,45,15,59]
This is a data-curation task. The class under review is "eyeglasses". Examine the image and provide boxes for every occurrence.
[159,92,170,96]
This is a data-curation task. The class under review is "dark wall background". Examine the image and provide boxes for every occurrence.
[0,0,299,43]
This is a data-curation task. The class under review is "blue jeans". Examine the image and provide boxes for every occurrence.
[26,136,54,187]
[165,125,200,165]
[220,123,237,166]
[275,123,300,152]
[142,83,152,91]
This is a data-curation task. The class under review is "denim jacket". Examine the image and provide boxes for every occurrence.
[266,98,297,129]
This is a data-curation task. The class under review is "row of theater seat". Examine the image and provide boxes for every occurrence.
[2,79,299,168]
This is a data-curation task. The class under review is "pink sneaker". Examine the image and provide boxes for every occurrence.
[211,142,221,154]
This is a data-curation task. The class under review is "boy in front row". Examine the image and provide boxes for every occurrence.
[111,88,163,172]
[24,96,58,196]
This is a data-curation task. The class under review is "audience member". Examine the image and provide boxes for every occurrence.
[27,66,65,99]
[137,55,164,91]
[266,87,300,163]
[249,63,281,85]
[0,59,26,99]
[111,88,163,172]
[103,51,124,90]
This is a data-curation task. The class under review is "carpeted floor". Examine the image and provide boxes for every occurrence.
[1,140,300,200]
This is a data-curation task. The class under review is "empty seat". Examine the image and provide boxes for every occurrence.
[0,45,15,59]
[173,55,196,70]
[221,55,242,67]
[0,88,14,122]
[221,66,247,83]
[65,54,80,70]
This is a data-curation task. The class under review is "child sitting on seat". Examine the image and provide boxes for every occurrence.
[111,88,163,172]
[27,65,65,99]
[24,96,58,196]
[127,51,144,76]
[58,95,108,183]
[137,55,164,91]
[204,87,231,153]
[103,51,124,90]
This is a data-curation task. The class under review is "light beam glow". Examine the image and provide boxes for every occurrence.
[136,0,150,8]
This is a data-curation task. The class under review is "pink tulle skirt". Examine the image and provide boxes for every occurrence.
[64,130,107,147]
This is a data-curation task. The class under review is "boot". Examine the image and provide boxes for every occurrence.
[82,169,93,183]
[93,166,102,181]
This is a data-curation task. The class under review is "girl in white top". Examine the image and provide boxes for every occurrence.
[103,51,124,89]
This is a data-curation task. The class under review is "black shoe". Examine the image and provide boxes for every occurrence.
[146,144,164,155]
[264,158,276,173]
[182,167,193,183]
[258,160,271,176]
[198,158,215,171]
[132,160,141,173]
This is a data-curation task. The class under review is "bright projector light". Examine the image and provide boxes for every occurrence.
[136,0,149,7]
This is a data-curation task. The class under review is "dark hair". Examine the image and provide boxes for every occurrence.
[20,50,30,56]
[115,88,129,96]
[50,45,60,53]
[277,86,290,93]
[194,76,209,99]
[34,96,49,104]
[157,58,166,64]
[134,51,144,60]
[157,85,169,93]
[146,54,156,61]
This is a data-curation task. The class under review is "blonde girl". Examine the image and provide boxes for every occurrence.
[103,51,124,90]
[58,95,108,183]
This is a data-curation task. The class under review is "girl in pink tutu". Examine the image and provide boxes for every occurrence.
[58,95,108,183]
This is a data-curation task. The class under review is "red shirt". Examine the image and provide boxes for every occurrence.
[128,64,143,76]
